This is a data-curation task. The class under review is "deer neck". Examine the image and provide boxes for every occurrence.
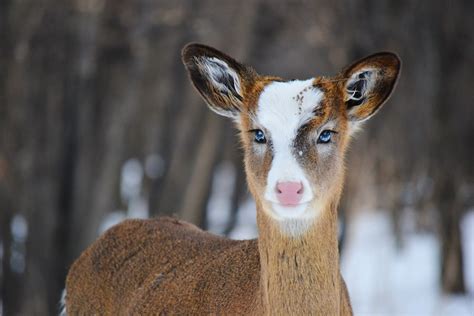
[256,200,341,315]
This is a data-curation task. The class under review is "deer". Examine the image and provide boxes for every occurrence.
[64,43,400,315]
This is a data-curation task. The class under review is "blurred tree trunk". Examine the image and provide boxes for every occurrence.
[2,1,77,314]
[0,0,15,313]
[430,0,472,293]
[435,175,465,293]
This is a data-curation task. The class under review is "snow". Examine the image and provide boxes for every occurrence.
[145,154,164,179]
[9,246,25,274]
[120,158,144,203]
[10,214,28,243]
[127,196,149,219]
[99,158,150,234]
[9,214,27,274]
[341,210,474,316]
[228,197,258,240]
[206,162,236,235]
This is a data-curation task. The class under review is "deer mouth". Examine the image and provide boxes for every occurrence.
[265,200,314,220]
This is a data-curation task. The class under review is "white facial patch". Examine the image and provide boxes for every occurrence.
[256,79,324,222]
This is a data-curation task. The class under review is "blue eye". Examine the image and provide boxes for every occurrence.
[318,130,333,144]
[254,129,266,144]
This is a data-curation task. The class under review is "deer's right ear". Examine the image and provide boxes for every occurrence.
[182,43,256,118]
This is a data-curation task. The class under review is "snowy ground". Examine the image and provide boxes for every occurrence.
[341,210,474,316]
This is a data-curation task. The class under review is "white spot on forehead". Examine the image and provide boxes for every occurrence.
[256,79,323,145]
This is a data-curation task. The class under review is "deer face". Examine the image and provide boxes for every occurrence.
[183,44,400,226]
[240,78,348,221]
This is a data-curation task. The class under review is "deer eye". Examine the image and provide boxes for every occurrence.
[252,129,266,144]
[317,130,333,144]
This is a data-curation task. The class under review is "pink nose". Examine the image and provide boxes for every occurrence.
[276,181,304,206]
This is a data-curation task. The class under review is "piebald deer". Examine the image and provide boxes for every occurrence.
[64,44,400,315]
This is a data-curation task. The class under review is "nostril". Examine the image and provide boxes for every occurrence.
[297,186,304,195]
[276,184,283,195]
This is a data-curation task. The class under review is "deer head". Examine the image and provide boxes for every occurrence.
[182,44,400,236]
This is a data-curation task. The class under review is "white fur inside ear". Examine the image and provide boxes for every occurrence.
[196,57,242,98]
[346,68,376,103]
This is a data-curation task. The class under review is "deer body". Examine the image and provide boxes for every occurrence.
[65,43,400,315]
[66,210,351,315]
[66,218,261,314]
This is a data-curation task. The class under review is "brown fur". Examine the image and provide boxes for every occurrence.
[66,218,262,314]
[65,44,400,315]
[255,200,350,315]
[66,214,352,315]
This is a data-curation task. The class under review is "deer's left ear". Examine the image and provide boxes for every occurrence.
[342,52,401,123]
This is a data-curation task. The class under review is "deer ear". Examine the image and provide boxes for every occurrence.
[342,52,401,123]
[182,43,256,118]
